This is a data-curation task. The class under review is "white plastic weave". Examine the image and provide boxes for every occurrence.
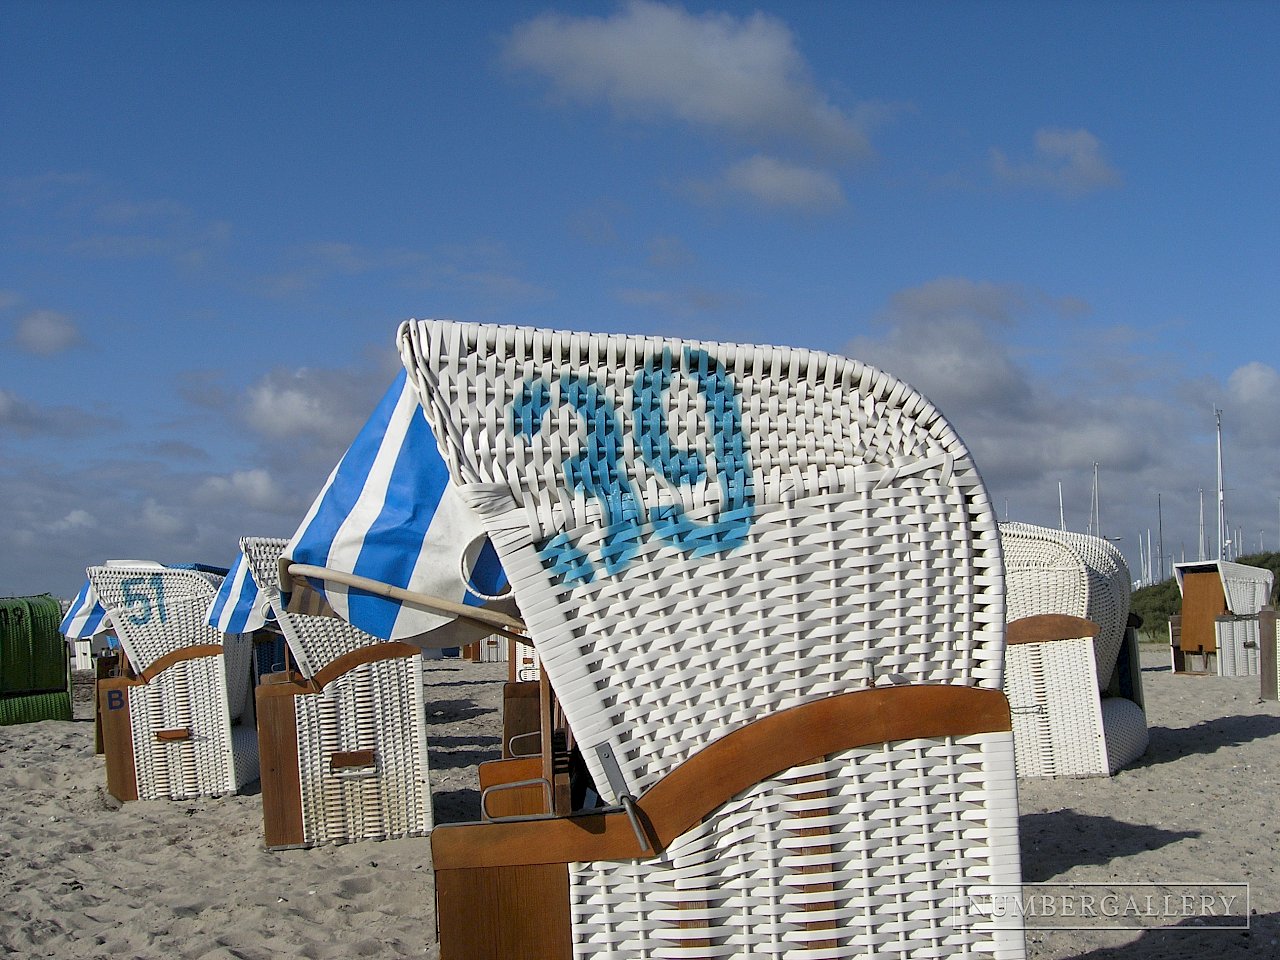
[294,655,433,845]
[1216,618,1261,677]
[400,320,1006,802]
[513,639,541,682]
[239,536,434,844]
[1004,638,1106,779]
[87,564,228,673]
[241,537,382,677]
[569,731,1023,960]
[1099,698,1149,775]
[126,639,259,801]
[999,523,1130,687]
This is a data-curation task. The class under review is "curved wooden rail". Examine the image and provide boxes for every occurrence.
[1007,614,1099,646]
[432,683,1011,870]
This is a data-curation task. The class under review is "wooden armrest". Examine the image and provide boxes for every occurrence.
[433,684,1011,870]
[1008,614,1100,645]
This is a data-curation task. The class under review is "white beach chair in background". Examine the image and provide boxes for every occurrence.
[236,537,433,848]
[394,320,1024,960]
[1000,521,1148,778]
[87,562,258,801]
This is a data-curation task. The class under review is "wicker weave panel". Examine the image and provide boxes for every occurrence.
[1005,639,1107,778]
[999,523,1130,688]
[513,640,541,682]
[569,731,1022,960]
[293,654,432,845]
[87,565,226,673]
[1216,618,1261,676]
[242,537,382,677]
[126,655,257,800]
[1099,698,1149,775]
[400,320,1004,801]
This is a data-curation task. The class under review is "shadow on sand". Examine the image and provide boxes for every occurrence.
[1020,810,1198,882]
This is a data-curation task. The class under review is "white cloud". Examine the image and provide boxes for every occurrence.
[197,469,288,511]
[504,0,869,157]
[48,509,97,533]
[13,309,82,355]
[245,372,369,448]
[141,499,185,537]
[720,155,846,213]
[991,128,1122,196]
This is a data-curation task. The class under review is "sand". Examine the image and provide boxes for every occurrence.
[2,651,1278,959]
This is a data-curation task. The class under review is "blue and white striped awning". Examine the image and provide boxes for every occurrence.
[61,579,110,639]
[205,552,273,634]
[281,370,507,642]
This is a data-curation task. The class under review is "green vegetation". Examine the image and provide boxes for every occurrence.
[1129,552,1280,643]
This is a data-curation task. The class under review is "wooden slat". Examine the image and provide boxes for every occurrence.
[155,728,191,742]
[330,749,377,771]
[1181,571,1226,653]
[138,644,223,683]
[1007,614,1100,645]
[97,678,138,802]
[432,684,1011,870]
[436,863,571,960]
[310,642,420,691]
[502,681,541,759]
[255,682,304,847]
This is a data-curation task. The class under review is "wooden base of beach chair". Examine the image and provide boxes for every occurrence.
[433,685,1019,960]
[255,642,431,849]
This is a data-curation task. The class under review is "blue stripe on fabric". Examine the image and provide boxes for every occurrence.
[463,538,508,607]
[61,580,109,638]
[347,384,454,637]
[288,372,411,622]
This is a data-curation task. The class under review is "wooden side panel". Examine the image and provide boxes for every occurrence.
[97,678,138,802]
[437,863,571,960]
[1181,572,1227,653]
[93,654,119,755]
[502,681,541,759]
[255,683,305,847]
[479,757,548,818]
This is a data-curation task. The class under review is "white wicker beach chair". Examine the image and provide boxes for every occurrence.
[999,522,1148,777]
[88,562,258,801]
[402,320,1023,960]
[239,537,432,848]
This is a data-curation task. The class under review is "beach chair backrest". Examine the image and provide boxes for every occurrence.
[999,521,1130,687]
[87,563,227,673]
[240,537,382,678]
[401,319,1006,800]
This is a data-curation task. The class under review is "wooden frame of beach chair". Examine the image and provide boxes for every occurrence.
[240,537,433,848]
[400,319,1024,960]
[88,564,258,802]
[999,522,1148,778]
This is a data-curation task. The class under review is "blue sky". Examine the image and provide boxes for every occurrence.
[2,0,1277,598]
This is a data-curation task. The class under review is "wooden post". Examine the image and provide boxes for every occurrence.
[1259,605,1277,701]
[1169,615,1184,673]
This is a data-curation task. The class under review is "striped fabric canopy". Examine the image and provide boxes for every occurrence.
[281,370,506,642]
[205,552,273,634]
[60,579,109,639]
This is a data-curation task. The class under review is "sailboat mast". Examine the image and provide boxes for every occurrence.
[1216,407,1226,560]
